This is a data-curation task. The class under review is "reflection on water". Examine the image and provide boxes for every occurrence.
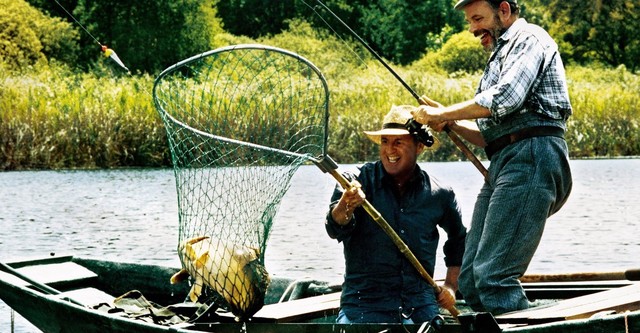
[1,159,639,331]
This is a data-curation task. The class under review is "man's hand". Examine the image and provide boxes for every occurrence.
[341,180,365,209]
[436,285,456,310]
[332,180,365,225]
[412,95,447,129]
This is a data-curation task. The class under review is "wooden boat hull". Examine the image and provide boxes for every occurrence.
[1,255,639,333]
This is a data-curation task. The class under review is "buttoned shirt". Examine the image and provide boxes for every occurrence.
[475,18,572,143]
[325,161,466,316]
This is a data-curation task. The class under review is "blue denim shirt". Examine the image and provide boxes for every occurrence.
[325,161,466,317]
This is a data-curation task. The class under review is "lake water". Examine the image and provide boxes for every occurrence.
[1,159,639,332]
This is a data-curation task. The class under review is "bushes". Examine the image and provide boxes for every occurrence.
[434,31,487,74]
[0,0,78,71]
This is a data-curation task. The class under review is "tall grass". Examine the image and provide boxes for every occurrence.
[564,65,640,157]
[0,63,168,170]
[1,49,639,170]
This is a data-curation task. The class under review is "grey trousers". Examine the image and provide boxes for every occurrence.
[458,136,572,314]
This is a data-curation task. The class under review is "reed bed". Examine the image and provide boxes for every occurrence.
[1,61,638,170]
[0,65,168,170]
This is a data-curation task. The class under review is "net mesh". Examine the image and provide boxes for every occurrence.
[152,44,329,320]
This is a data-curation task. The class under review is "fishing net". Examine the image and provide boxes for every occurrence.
[152,44,329,320]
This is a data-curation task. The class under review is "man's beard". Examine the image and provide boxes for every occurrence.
[478,13,507,52]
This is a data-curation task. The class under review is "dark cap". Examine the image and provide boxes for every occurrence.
[454,0,517,10]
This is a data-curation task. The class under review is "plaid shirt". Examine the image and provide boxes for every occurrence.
[475,18,572,143]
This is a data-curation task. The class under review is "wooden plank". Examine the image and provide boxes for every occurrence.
[6,254,75,268]
[523,280,633,300]
[13,262,98,288]
[496,283,640,324]
[218,292,341,323]
[520,269,640,283]
[57,287,115,306]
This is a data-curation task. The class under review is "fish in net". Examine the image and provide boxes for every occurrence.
[152,44,329,321]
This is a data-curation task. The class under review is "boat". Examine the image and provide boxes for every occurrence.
[1,254,639,333]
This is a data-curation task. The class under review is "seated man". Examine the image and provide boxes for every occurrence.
[325,105,467,323]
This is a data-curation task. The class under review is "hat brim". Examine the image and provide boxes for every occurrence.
[454,0,475,10]
[455,0,517,10]
[363,128,410,145]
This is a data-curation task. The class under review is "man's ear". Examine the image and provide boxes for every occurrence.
[416,142,426,155]
[498,1,512,19]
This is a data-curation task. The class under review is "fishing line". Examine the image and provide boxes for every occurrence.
[53,0,102,46]
[53,0,131,73]
[301,0,437,147]
[302,0,421,101]
[301,1,371,69]
[301,0,488,179]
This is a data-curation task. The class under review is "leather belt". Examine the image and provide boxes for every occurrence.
[484,126,565,160]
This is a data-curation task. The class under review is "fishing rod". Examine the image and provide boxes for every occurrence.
[300,2,462,318]
[53,0,130,74]
[307,0,489,180]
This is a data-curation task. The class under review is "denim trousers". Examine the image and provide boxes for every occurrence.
[336,302,439,324]
[458,136,572,314]
[336,309,415,324]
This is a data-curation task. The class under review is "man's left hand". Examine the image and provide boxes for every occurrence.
[436,285,456,310]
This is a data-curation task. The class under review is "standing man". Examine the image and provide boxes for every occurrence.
[326,105,467,323]
[411,0,573,314]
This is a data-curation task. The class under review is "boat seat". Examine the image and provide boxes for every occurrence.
[248,292,341,323]
[57,287,116,307]
[496,282,640,324]
[13,261,98,290]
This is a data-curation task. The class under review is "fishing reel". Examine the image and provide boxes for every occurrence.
[405,118,435,147]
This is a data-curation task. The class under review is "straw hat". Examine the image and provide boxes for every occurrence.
[363,105,416,145]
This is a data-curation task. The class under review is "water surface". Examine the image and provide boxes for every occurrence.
[1,159,638,331]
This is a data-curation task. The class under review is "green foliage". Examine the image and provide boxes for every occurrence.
[214,0,463,66]
[0,0,79,71]
[75,0,220,74]
[18,0,640,75]
[529,0,640,71]
[312,0,464,65]
[3,53,640,170]
[355,0,449,64]
[3,2,640,170]
[26,0,222,74]
[431,31,487,74]
[425,24,459,52]
[214,0,303,37]
[257,19,370,81]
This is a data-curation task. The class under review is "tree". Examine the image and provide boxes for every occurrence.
[530,0,640,71]
[215,0,304,37]
[27,0,222,73]
[0,0,79,70]
[215,0,463,66]
[355,0,463,64]
[77,0,223,73]
[436,31,487,73]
